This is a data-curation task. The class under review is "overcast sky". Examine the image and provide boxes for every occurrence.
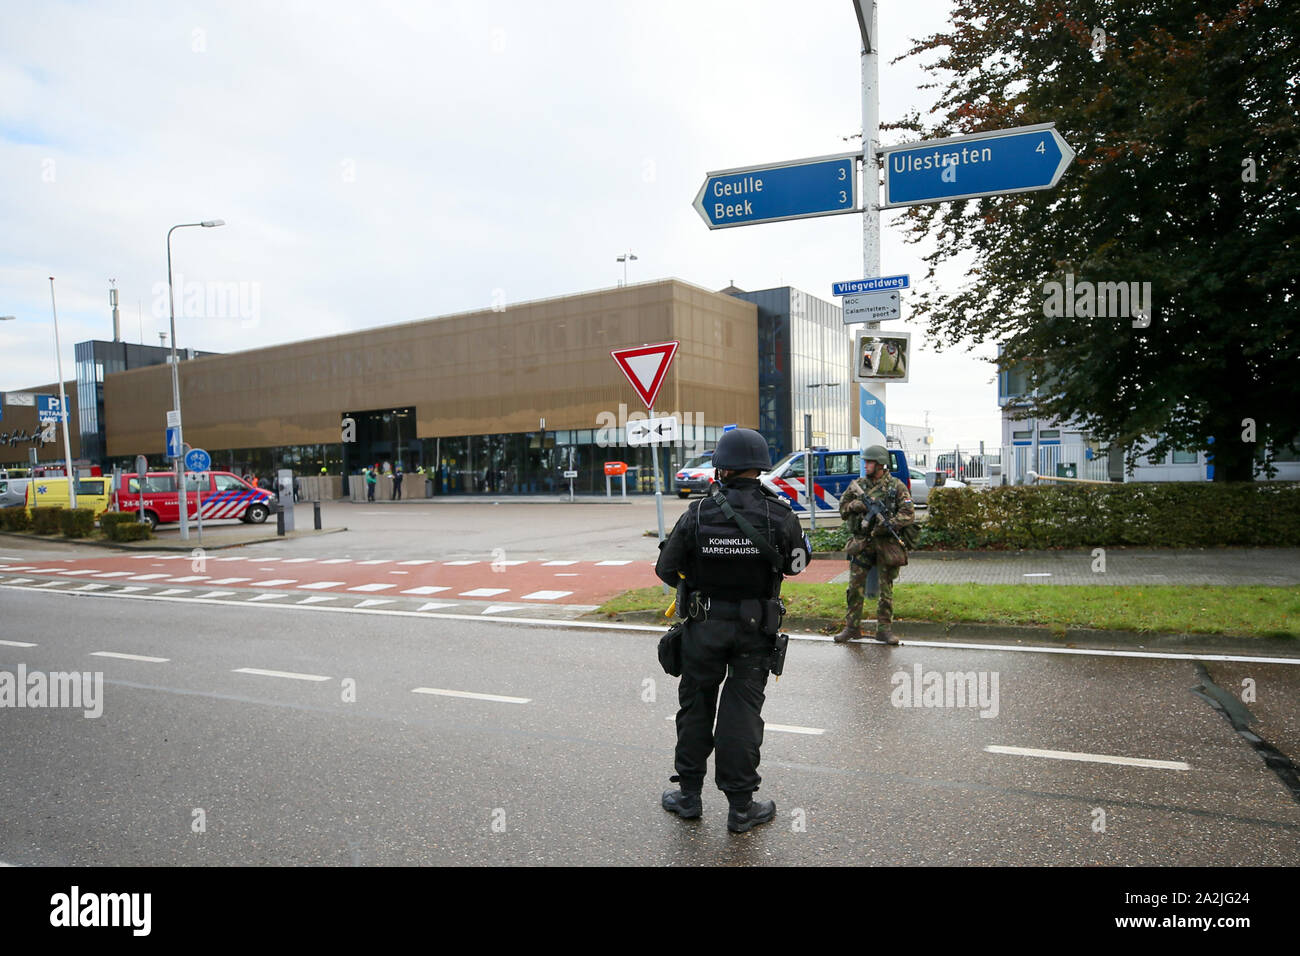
[0,0,1002,448]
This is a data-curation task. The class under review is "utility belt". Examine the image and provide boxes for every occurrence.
[686,592,784,634]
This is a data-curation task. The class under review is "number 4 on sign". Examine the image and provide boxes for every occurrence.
[1036,140,1046,154]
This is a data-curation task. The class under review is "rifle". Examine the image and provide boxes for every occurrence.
[862,496,907,550]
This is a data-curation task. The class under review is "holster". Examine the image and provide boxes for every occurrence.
[738,598,785,634]
[658,621,685,677]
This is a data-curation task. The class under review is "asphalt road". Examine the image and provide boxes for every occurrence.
[2,586,1297,866]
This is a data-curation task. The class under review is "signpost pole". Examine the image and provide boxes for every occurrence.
[47,278,77,510]
[857,2,883,601]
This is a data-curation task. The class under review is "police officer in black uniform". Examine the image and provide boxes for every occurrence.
[656,428,809,833]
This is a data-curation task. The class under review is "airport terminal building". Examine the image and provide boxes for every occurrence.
[1,280,855,495]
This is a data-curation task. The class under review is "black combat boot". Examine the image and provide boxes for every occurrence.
[662,790,702,819]
[727,798,776,833]
[876,625,899,645]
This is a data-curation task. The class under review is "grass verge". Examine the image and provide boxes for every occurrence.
[592,583,1300,639]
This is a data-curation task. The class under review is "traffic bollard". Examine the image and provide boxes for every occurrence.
[313,501,322,530]
[276,503,285,536]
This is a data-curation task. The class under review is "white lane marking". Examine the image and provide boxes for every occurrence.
[114,586,150,594]
[417,602,458,611]
[248,593,287,602]
[459,587,508,597]
[412,687,530,704]
[389,571,409,575]
[347,583,394,592]
[128,554,163,559]
[281,558,316,563]
[91,571,136,578]
[0,566,37,571]
[984,745,1190,771]
[444,560,480,566]
[554,573,580,577]
[195,591,236,599]
[0,639,38,647]
[481,604,518,615]
[34,581,67,588]
[155,589,191,596]
[28,567,72,573]
[75,583,112,591]
[167,576,210,583]
[215,556,249,562]
[57,569,99,576]
[298,581,346,590]
[154,555,187,560]
[401,586,450,595]
[91,651,169,663]
[520,590,573,600]
[355,599,393,608]
[233,667,330,682]
[495,560,528,566]
[298,596,336,605]
[249,579,297,587]
[542,560,578,566]
[127,573,171,581]
[663,716,824,736]
[398,560,434,565]
[1023,573,1052,578]
[319,558,351,564]
[9,581,1299,667]
[595,560,632,566]
[5,578,34,584]
[358,560,390,565]
[207,577,252,585]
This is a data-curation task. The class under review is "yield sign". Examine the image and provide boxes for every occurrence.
[610,341,679,409]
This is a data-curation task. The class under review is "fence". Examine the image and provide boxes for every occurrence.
[1001,443,1111,485]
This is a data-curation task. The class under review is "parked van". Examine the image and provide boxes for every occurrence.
[113,471,274,530]
[25,476,114,516]
[673,451,716,498]
[1,477,32,509]
[762,447,910,515]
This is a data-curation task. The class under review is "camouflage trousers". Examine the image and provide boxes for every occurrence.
[846,553,899,629]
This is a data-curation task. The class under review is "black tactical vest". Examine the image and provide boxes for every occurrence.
[689,480,783,601]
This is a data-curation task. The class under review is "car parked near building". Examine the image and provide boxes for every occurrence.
[673,452,716,498]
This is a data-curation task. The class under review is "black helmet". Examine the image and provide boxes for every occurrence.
[862,444,891,467]
[711,428,772,471]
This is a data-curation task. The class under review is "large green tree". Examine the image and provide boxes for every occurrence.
[890,0,1299,480]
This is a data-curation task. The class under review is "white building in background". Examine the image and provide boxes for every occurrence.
[886,422,934,469]
[996,345,1300,483]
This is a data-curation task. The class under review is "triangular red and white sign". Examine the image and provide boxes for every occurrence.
[610,341,679,409]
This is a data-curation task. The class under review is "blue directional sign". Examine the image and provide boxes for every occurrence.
[880,123,1074,208]
[36,395,67,424]
[694,152,859,229]
[832,275,910,296]
[185,448,211,473]
[165,427,182,459]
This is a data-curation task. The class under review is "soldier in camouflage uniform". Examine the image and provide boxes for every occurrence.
[834,444,915,645]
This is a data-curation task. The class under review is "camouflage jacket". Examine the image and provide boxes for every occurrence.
[839,471,915,540]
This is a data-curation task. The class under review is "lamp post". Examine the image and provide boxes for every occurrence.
[44,281,78,508]
[616,251,637,286]
[167,219,224,540]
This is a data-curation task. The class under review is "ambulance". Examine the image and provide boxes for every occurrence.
[113,471,274,530]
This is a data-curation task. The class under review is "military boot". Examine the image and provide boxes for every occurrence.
[876,626,899,645]
[661,790,702,819]
[727,799,776,834]
[833,623,862,644]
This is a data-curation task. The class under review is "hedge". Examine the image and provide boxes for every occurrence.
[59,508,96,538]
[98,511,137,533]
[30,507,65,535]
[107,521,152,542]
[924,482,1300,549]
[0,508,31,532]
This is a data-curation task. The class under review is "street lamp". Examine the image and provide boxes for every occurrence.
[43,282,79,508]
[167,219,225,540]
[616,251,638,286]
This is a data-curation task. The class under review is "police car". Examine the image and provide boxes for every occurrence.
[761,447,911,515]
[673,451,716,499]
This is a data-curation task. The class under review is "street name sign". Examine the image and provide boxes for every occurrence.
[842,290,901,324]
[832,275,909,296]
[880,123,1075,208]
[627,416,679,446]
[693,152,859,229]
[611,341,679,409]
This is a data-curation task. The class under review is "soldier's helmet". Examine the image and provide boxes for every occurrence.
[862,444,891,468]
[711,428,772,472]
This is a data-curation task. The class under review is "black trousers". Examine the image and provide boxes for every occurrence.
[674,617,771,804]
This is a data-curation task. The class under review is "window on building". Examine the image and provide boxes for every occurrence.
[1039,430,1060,440]
[1012,430,1032,441]
[1171,449,1198,464]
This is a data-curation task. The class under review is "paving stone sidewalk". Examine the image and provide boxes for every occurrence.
[825,548,1300,586]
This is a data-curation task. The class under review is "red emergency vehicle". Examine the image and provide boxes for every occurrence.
[113,471,275,530]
